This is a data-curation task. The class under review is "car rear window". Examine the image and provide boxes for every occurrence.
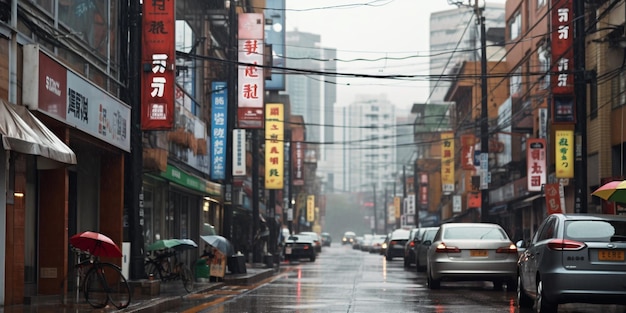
[565,220,626,242]
[444,226,507,240]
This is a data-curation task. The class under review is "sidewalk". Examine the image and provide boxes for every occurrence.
[0,264,276,313]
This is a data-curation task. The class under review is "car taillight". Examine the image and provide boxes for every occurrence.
[496,244,518,254]
[303,245,310,250]
[435,242,460,253]
[409,241,415,247]
[547,239,586,251]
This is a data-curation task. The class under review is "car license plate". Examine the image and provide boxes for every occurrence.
[470,250,488,257]
[285,247,292,255]
[599,250,624,261]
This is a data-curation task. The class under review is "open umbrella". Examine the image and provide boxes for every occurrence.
[70,231,122,258]
[147,239,198,251]
[201,235,234,256]
[592,180,626,203]
[202,223,216,236]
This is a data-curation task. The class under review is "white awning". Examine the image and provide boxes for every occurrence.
[0,99,77,168]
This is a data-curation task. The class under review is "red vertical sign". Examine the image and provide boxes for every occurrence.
[545,183,563,215]
[141,0,176,130]
[551,0,575,124]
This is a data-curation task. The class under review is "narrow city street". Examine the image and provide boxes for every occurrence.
[145,244,626,313]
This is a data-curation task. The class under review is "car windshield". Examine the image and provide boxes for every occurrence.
[565,220,626,242]
[444,226,507,240]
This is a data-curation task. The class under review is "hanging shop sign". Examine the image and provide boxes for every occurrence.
[233,129,246,176]
[441,132,455,193]
[306,195,315,222]
[291,127,305,186]
[141,0,176,130]
[238,13,265,129]
[210,81,227,180]
[551,0,575,124]
[555,130,574,178]
[545,183,564,215]
[265,103,284,189]
[461,134,476,171]
[527,138,547,192]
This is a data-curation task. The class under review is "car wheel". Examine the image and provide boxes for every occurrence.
[386,255,393,261]
[427,267,441,289]
[517,275,533,309]
[309,254,316,262]
[403,256,409,267]
[536,278,557,313]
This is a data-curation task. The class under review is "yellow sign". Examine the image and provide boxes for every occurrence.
[394,196,401,218]
[555,130,574,178]
[306,195,315,222]
[441,132,455,192]
[265,103,284,189]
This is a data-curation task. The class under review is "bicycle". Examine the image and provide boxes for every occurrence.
[62,247,131,309]
[144,249,194,292]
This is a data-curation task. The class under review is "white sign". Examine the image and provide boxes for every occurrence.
[232,129,247,176]
[452,195,462,213]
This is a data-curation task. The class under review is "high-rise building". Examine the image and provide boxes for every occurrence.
[344,94,397,194]
[284,29,337,191]
[429,3,505,102]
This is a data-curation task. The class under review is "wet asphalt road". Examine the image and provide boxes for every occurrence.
[172,244,626,313]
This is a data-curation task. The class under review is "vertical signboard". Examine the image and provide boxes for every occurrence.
[291,127,305,186]
[210,82,227,180]
[233,129,246,176]
[441,132,455,193]
[265,103,284,189]
[238,13,265,128]
[545,183,564,214]
[551,0,575,123]
[306,195,315,222]
[527,138,547,191]
[555,130,574,178]
[141,0,175,130]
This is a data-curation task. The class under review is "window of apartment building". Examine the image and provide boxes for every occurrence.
[34,0,118,62]
[371,106,379,112]
[611,71,626,109]
[510,66,522,97]
[538,45,550,90]
[509,10,522,40]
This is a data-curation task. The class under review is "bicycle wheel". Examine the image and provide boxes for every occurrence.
[181,265,194,293]
[83,267,108,309]
[101,263,131,309]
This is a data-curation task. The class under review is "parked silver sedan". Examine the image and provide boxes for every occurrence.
[517,213,626,313]
[426,223,518,290]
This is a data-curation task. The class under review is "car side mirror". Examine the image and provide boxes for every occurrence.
[516,240,527,249]
[423,240,432,246]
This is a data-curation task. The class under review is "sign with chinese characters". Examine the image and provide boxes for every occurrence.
[405,194,416,215]
[461,134,476,170]
[265,103,284,189]
[233,129,246,176]
[555,130,574,178]
[306,195,315,222]
[441,132,455,193]
[238,13,265,129]
[141,0,175,130]
[527,138,547,192]
[551,0,575,124]
[291,127,305,186]
[210,82,227,180]
[22,46,130,151]
[545,183,564,214]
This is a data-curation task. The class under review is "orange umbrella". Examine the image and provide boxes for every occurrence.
[591,180,626,203]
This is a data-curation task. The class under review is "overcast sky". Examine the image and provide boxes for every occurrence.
[284,0,505,114]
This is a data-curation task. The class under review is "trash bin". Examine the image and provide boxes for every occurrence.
[195,259,209,281]
[228,254,246,274]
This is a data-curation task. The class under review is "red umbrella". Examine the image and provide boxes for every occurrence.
[70,231,122,258]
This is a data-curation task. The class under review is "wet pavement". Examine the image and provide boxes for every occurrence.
[0,264,275,313]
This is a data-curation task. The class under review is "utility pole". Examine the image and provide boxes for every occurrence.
[402,165,407,226]
[372,183,377,234]
[476,0,489,223]
[384,187,388,233]
[223,0,237,242]
[573,0,587,213]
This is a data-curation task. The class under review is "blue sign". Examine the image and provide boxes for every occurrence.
[210,82,227,180]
